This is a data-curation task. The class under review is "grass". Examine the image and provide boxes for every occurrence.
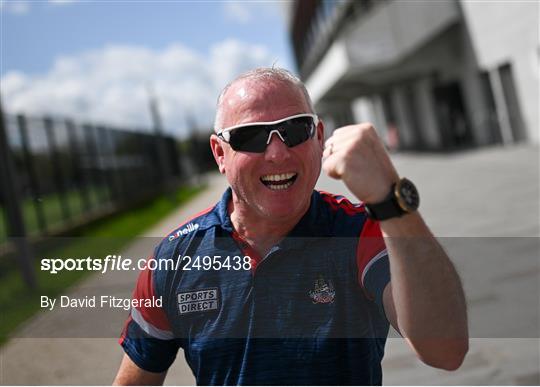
[0,185,110,244]
[0,184,205,345]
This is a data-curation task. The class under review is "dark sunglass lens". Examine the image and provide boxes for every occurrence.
[282,117,314,146]
[229,126,268,152]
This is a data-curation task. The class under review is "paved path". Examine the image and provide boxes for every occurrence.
[315,144,540,385]
[1,144,538,385]
[0,174,229,386]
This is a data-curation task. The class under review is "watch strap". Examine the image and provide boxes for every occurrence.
[364,184,405,221]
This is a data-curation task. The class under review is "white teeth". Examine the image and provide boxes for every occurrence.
[267,181,294,190]
[260,172,297,190]
[260,172,296,182]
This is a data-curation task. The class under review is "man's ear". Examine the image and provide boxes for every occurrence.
[210,134,226,174]
[316,119,325,150]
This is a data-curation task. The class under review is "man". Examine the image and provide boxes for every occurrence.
[114,68,468,385]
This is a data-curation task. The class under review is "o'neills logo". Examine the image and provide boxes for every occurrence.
[169,223,199,241]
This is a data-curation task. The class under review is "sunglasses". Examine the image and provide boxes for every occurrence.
[216,113,319,153]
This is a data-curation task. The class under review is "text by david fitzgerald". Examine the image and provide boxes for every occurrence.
[40,295,162,311]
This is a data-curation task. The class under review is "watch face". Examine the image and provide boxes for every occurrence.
[396,178,419,211]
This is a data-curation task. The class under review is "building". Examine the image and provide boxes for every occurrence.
[286,0,539,151]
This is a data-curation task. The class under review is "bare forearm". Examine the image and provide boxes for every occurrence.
[381,212,468,368]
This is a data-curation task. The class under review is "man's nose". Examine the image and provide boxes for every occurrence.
[264,132,291,162]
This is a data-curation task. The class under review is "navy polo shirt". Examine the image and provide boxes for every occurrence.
[120,188,391,385]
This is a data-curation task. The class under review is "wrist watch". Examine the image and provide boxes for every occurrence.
[364,178,420,221]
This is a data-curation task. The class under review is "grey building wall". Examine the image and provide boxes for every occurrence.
[460,1,539,143]
[288,0,539,150]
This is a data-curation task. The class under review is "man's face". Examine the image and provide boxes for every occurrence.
[210,79,324,222]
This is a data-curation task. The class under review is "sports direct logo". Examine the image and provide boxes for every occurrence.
[168,223,199,241]
[177,288,219,314]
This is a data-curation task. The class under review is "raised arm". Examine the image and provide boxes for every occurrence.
[379,212,468,370]
[322,123,468,370]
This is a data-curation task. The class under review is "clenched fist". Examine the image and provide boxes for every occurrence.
[322,123,400,204]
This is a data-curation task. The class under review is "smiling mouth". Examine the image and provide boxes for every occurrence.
[260,172,298,191]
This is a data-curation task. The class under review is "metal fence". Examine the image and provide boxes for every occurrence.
[0,112,214,245]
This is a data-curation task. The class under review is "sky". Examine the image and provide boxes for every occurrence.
[0,0,296,137]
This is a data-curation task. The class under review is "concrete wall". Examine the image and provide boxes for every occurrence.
[460,1,539,143]
[344,0,460,70]
[302,0,538,149]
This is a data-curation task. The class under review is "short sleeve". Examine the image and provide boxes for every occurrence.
[356,218,391,312]
[119,256,179,373]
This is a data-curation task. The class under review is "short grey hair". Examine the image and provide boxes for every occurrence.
[213,67,315,132]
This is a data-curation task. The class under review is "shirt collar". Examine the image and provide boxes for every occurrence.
[213,187,234,232]
[213,187,331,241]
